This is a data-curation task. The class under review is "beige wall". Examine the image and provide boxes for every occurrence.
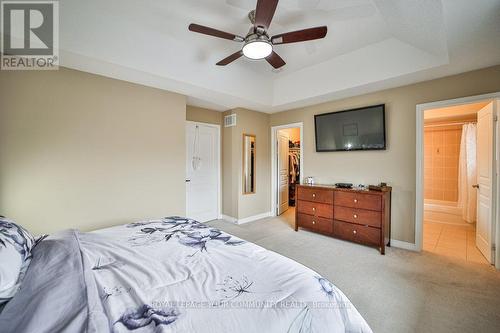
[0,68,186,235]
[2,63,499,243]
[186,105,223,125]
[270,65,500,243]
[222,110,237,218]
[222,108,271,219]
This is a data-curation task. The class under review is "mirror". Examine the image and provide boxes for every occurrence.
[243,134,256,194]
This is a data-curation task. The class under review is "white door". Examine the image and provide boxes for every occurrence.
[476,102,495,262]
[186,122,219,222]
[278,132,289,215]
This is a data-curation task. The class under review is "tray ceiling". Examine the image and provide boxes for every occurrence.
[59,0,500,112]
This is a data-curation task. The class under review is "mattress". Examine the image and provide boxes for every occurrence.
[0,216,372,332]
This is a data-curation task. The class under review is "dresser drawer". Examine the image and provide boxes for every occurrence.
[334,191,381,211]
[298,187,333,204]
[297,201,333,219]
[333,220,380,246]
[334,206,381,227]
[297,213,333,234]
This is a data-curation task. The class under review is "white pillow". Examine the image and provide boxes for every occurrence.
[0,244,24,302]
[0,217,36,304]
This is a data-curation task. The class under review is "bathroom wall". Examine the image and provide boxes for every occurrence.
[424,125,462,202]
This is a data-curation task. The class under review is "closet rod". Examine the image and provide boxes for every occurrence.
[424,121,476,128]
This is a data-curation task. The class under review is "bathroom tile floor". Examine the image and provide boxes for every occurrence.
[423,221,489,265]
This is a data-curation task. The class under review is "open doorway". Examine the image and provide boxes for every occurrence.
[416,93,500,268]
[423,102,486,263]
[271,123,304,225]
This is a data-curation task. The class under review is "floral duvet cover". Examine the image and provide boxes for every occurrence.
[0,217,372,333]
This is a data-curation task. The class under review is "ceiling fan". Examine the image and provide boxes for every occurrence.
[188,0,327,69]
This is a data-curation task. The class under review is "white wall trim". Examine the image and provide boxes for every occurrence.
[270,122,304,217]
[186,121,221,222]
[237,211,273,224]
[220,212,272,224]
[415,92,500,269]
[221,214,238,224]
[390,239,418,251]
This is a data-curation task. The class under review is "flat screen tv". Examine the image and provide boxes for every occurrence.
[314,104,386,152]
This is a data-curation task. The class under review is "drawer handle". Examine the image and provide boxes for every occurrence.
[312,207,316,211]
[353,230,357,234]
[354,198,358,203]
[353,214,358,219]
[312,221,316,225]
[312,193,316,198]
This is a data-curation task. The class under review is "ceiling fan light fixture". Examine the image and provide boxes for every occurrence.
[188,1,328,68]
[242,40,272,60]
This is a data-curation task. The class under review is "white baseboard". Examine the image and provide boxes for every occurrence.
[220,214,237,224]
[237,211,272,224]
[390,239,418,251]
[220,212,272,224]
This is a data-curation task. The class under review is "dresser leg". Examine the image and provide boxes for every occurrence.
[380,244,385,255]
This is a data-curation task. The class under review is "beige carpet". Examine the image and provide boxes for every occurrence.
[208,211,500,333]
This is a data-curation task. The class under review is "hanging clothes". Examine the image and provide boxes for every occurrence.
[288,147,300,206]
[289,150,300,184]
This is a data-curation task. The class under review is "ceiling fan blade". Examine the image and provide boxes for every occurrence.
[265,51,286,69]
[271,26,327,45]
[189,23,244,42]
[254,0,279,30]
[216,50,244,66]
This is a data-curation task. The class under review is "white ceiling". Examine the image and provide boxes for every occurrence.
[59,0,500,113]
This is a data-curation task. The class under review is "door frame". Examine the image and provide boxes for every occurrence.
[415,92,500,268]
[271,122,304,217]
[185,121,222,221]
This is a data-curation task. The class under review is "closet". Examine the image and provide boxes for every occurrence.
[289,141,300,206]
[277,127,301,215]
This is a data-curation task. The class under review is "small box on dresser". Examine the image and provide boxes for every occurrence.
[295,184,392,254]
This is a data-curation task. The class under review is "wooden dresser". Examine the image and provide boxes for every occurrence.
[295,184,391,254]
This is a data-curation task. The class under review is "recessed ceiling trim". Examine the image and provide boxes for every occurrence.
[58,0,500,113]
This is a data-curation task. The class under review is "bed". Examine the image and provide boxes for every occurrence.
[0,216,372,332]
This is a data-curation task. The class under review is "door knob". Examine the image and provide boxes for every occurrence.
[472,184,479,189]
